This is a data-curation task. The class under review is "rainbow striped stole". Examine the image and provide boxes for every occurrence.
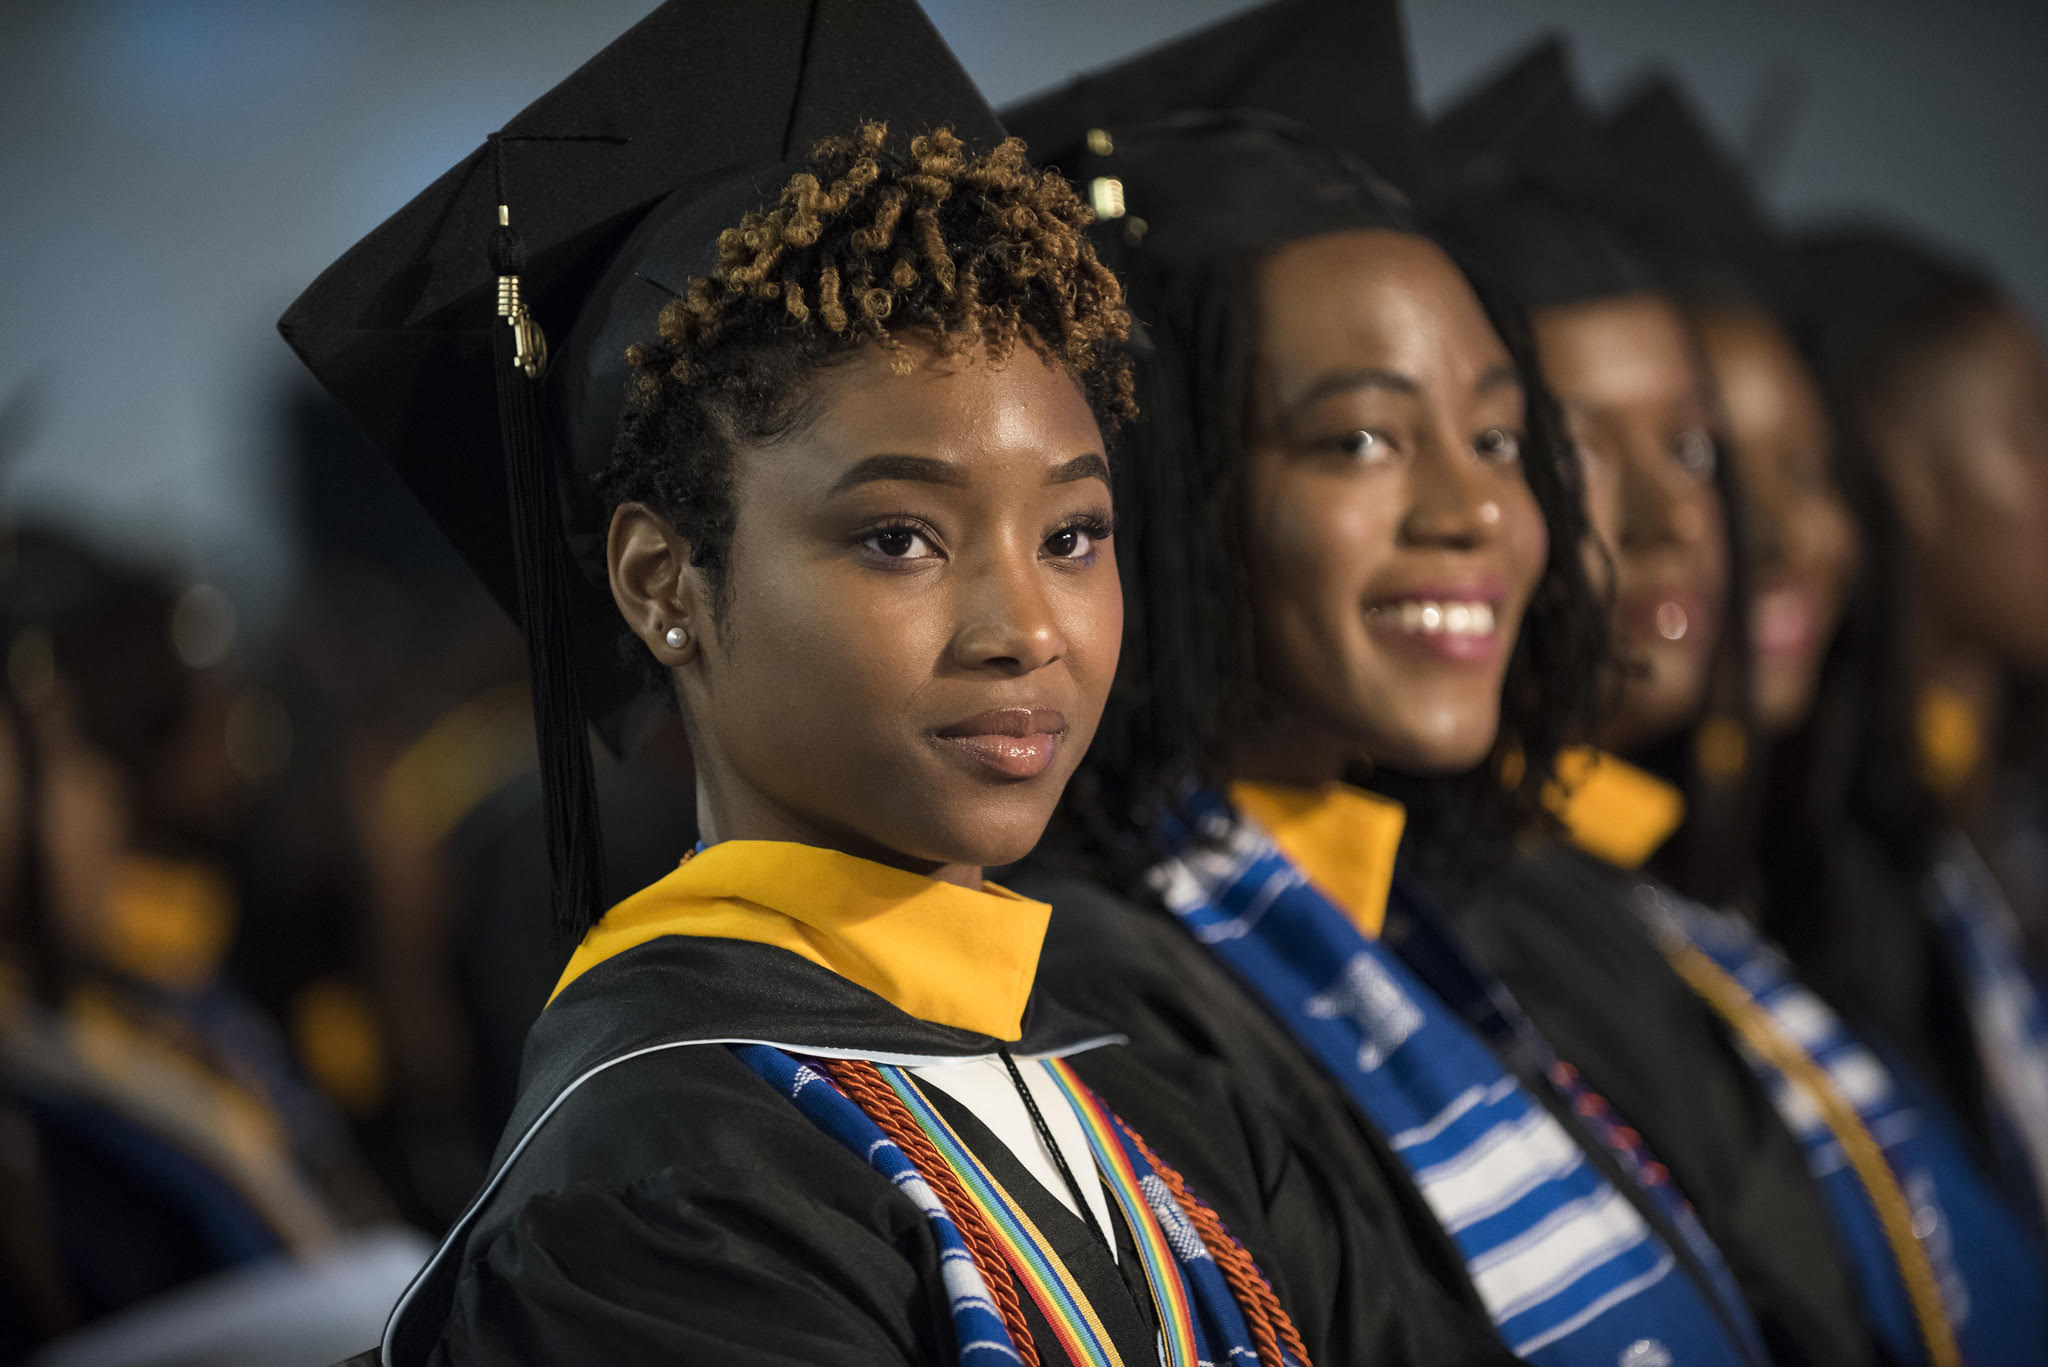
[734,1040,1280,1367]
[878,1061,1131,1367]
[878,1056,1269,1367]
[732,1044,1025,1367]
[1040,1060,1204,1357]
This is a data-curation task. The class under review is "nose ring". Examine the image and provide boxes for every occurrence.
[1477,501,1502,526]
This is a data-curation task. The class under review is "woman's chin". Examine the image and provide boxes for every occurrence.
[1347,693,1502,776]
[1752,664,1820,736]
[890,807,1061,876]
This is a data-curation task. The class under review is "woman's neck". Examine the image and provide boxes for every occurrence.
[692,770,983,890]
[1229,714,1356,790]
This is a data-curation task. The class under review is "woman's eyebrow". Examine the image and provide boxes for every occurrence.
[1047,453,1111,486]
[826,453,966,495]
[1281,367,1419,423]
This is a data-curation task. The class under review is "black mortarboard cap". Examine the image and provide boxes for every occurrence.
[1428,38,1659,310]
[1004,0,1434,204]
[1001,2,1421,279]
[1052,109,1411,277]
[1791,225,2002,410]
[279,0,1002,941]
[1605,75,1789,311]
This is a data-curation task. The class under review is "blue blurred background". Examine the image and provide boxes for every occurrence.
[0,0,2042,639]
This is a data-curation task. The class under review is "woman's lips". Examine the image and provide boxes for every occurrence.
[1363,593,1505,665]
[1751,585,1817,664]
[934,707,1067,780]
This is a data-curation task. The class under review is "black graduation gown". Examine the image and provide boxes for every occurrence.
[1016,863,1845,1367]
[1773,822,1995,1159]
[1450,842,1879,1367]
[447,752,699,1152]
[391,934,1515,1367]
[1012,866,1698,1363]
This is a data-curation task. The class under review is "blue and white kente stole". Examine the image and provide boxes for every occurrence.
[733,1042,1293,1367]
[1926,833,2048,1225]
[1640,884,2048,1366]
[1149,793,1758,1366]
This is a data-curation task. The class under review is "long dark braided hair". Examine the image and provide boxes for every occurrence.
[1746,228,2005,1115]
[1746,229,1999,941]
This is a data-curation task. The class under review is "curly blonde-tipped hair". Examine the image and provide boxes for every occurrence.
[601,123,1134,612]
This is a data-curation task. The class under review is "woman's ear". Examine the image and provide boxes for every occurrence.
[607,502,704,667]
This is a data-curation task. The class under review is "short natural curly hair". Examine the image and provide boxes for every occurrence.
[599,122,1135,613]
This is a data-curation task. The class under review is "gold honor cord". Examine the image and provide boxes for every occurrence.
[1663,942,1963,1367]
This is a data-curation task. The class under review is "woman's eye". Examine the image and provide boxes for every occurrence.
[1045,521,1108,560]
[1475,427,1523,464]
[1326,429,1391,462]
[861,526,937,560]
[1673,429,1718,481]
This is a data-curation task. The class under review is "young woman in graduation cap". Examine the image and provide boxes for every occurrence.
[1618,73,2048,1359]
[282,3,1523,1365]
[1430,44,2048,1367]
[1789,224,2048,1241]
[998,6,1809,1366]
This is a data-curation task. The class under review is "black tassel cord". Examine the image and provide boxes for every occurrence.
[488,136,607,941]
[998,1046,1109,1248]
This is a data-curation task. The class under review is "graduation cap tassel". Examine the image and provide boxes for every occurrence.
[489,197,608,941]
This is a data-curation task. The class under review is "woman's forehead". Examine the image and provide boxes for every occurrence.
[742,344,1107,488]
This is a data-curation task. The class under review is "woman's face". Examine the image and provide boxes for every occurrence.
[1877,302,2048,674]
[610,341,1121,881]
[1697,308,1859,734]
[1536,293,1727,753]
[1243,229,1548,775]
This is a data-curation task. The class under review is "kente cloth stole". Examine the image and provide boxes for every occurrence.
[1147,793,1758,1367]
[732,1044,1288,1367]
[1639,885,2048,1367]
[1925,833,2048,1225]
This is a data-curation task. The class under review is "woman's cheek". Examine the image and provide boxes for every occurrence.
[1065,565,1125,707]
[1503,483,1551,608]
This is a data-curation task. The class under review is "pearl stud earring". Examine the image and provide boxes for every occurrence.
[664,626,687,650]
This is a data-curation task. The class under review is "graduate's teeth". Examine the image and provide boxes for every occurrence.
[1384,600,1495,636]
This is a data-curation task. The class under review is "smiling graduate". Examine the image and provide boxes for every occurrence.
[996,6,1811,1367]
[276,4,1525,1366]
[1422,45,1877,1366]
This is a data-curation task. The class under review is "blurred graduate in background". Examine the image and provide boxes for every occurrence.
[243,390,696,1230]
[1793,219,2048,1236]
[0,503,421,1361]
[1430,38,2048,1366]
